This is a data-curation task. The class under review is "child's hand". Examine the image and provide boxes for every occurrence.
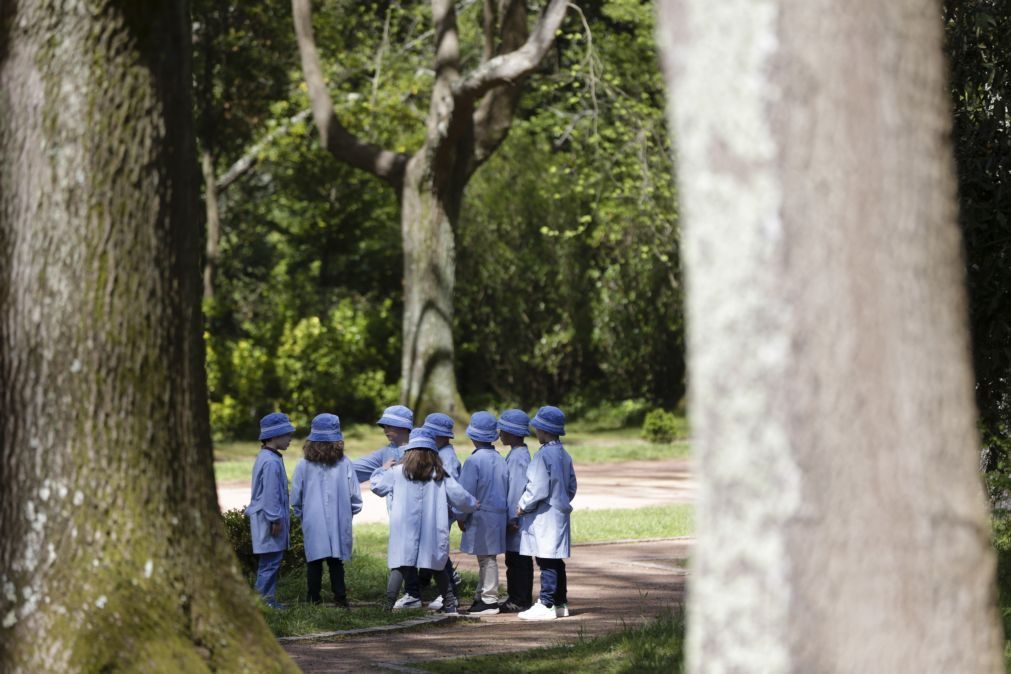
[457,519,467,532]
[515,507,524,518]
[270,521,281,537]
[382,458,396,470]
[507,522,520,533]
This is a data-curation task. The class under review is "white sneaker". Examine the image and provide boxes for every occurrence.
[393,594,421,610]
[518,601,557,621]
[555,603,569,617]
[427,595,444,611]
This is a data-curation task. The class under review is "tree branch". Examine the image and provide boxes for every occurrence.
[291,0,407,187]
[215,109,312,193]
[454,0,568,102]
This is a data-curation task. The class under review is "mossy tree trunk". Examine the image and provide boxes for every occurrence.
[0,2,296,671]
[292,0,569,417]
[657,0,1005,671]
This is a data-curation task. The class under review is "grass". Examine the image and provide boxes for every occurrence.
[215,422,691,484]
[572,505,693,543]
[416,609,685,673]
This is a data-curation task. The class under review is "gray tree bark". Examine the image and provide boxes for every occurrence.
[0,2,296,671]
[292,0,568,417]
[657,0,1005,672]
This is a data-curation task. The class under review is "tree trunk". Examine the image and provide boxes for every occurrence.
[657,0,1005,671]
[0,3,295,671]
[201,150,221,302]
[400,153,467,418]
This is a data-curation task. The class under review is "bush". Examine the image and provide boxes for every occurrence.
[222,508,305,580]
[642,409,685,443]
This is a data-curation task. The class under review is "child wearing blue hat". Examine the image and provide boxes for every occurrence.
[371,428,479,615]
[292,414,363,608]
[498,409,533,612]
[416,412,463,610]
[456,411,509,615]
[353,405,414,484]
[516,406,577,621]
[246,412,295,609]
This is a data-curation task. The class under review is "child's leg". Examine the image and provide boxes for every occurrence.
[385,567,405,608]
[431,567,458,611]
[534,557,560,608]
[557,559,567,605]
[404,567,421,598]
[327,558,347,603]
[476,555,499,605]
[506,551,533,607]
[306,558,324,603]
[254,551,285,605]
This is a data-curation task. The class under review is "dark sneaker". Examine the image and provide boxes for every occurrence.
[498,601,527,613]
[335,597,350,609]
[468,600,500,616]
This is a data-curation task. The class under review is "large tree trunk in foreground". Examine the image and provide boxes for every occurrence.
[658,0,1004,671]
[0,3,295,671]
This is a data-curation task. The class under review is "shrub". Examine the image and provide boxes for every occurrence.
[222,508,305,580]
[643,408,685,443]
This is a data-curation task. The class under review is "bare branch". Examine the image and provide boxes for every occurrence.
[215,109,312,192]
[455,0,568,102]
[291,0,407,187]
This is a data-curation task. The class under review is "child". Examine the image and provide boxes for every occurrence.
[456,411,508,615]
[497,409,533,612]
[246,412,295,609]
[516,406,577,621]
[291,413,363,608]
[418,412,463,610]
[371,428,479,616]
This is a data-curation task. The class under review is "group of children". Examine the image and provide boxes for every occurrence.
[246,404,577,620]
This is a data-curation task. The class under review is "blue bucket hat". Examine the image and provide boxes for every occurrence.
[307,413,343,442]
[530,405,566,436]
[377,405,414,430]
[497,409,530,437]
[466,411,499,443]
[259,412,296,441]
[404,427,437,452]
[423,412,455,439]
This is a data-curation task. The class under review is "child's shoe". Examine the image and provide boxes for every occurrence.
[468,600,500,615]
[335,597,350,609]
[427,595,444,611]
[498,601,527,613]
[555,603,569,617]
[518,602,556,621]
[439,603,460,616]
[393,593,421,610]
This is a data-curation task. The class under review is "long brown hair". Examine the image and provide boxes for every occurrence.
[401,448,446,482]
[303,439,345,465]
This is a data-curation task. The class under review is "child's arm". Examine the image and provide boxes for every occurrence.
[369,465,396,497]
[349,461,364,516]
[352,446,386,484]
[291,461,304,520]
[445,475,479,514]
[566,459,577,501]
[517,456,549,515]
[262,461,288,537]
[452,458,479,522]
[506,457,528,529]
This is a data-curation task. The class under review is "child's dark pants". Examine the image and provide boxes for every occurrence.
[306,557,346,603]
[505,550,534,607]
[535,557,567,608]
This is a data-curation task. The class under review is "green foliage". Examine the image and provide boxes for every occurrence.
[991,514,1011,668]
[221,508,306,579]
[642,409,686,444]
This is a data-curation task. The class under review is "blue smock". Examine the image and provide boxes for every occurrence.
[291,456,363,562]
[457,446,509,556]
[438,443,462,480]
[352,442,406,484]
[371,466,478,570]
[504,444,532,552]
[246,448,290,554]
[517,441,577,559]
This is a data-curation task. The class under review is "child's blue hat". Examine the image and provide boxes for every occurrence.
[531,406,566,436]
[377,405,414,430]
[307,413,343,442]
[423,412,455,439]
[497,409,530,437]
[405,427,437,451]
[466,411,499,443]
[259,412,296,441]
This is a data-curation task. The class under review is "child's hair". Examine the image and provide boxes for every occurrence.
[303,439,345,465]
[401,449,447,482]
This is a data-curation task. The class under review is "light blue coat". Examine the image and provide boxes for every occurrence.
[246,448,290,554]
[504,445,532,553]
[353,442,406,484]
[291,457,363,562]
[439,443,462,480]
[517,441,577,559]
[457,447,509,556]
[371,466,478,570]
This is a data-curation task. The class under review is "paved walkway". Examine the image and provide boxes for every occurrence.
[217,458,694,520]
[282,538,692,673]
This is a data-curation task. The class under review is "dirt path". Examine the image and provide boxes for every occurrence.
[217,458,694,519]
[283,538,692,673]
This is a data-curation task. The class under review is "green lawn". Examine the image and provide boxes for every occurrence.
[216,423,690,484]
[251,504,692,637]
[416,609,685,673]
